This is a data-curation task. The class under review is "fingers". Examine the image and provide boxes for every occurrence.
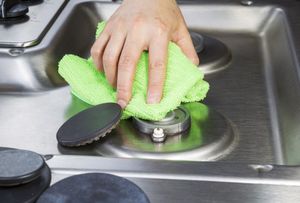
[102,32,126,87]
[90,32,110,72]
[147,35,168,104]
[117,36,145,108]
[174,27,199,65]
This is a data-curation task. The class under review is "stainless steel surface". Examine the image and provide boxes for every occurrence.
[0,0,299,165]
[0,0,300,201]
[0,0,68,92]
[48,155,300,203]
[249,164,274,173]
[132,106,191,135]
[95,103,237,161]
[0,0,66,48]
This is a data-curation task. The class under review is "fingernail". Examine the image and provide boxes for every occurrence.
[117,99,127,109]
[147,94,160,104]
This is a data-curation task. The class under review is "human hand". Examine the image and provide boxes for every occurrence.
[91,0,199,108]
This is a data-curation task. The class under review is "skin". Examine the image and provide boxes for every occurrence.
[91,0,199,108]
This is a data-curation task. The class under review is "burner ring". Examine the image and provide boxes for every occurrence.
[132,106,191,136]
[0,148,51,203]
[190,31,232,75]
[96,103,238,162]
[190,32,205,53]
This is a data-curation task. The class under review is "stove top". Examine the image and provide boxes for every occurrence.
[1,0,300,202]
[1,0,298,164]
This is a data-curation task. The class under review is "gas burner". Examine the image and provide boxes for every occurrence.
[0,148,51,203]
[132,106,191,140]
[95,103,238,161]
[57,102,238,161]
[37,173,150,203]
[190,31,232,74]
[0,0,64,48]
[0,149,45,186]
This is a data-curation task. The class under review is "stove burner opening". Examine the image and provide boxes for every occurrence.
[132,106,191,139]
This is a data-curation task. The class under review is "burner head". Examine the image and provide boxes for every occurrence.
[132,106,191,137]
[57,103,122,147]
[190,31,232,74]
[37,173,150,203]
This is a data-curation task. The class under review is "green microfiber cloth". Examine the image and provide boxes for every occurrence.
[58,22,209,121]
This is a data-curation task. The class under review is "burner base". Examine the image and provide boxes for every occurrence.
[132,106,191,136]
[96,103,238,161]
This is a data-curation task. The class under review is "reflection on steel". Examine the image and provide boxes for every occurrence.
[96,103,238,161]
[1,0,300,201]
[0,0,300,165]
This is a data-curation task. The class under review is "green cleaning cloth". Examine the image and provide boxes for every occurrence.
[58,22,209,121]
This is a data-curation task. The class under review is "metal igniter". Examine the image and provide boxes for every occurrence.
[151,128,166,143]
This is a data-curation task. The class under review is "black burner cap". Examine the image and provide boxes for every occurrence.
[0,148,51,203]
[37,173,150,203]
[57,103,122,147]
[0,149,45,186]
